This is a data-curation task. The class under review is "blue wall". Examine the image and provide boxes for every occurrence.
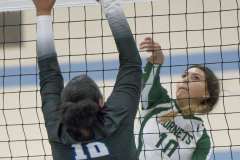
[1,50,239,87]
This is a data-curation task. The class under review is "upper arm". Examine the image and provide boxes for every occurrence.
[141,62,171,110]
[38,55,64,142]
[104,54,142,134]
[192,129,211,160]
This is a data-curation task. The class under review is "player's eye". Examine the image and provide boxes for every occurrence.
[191,75,200,81]
[181,73,187,78]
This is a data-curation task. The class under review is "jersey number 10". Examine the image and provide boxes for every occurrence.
[72,142,110,160]
[155,133,179,157]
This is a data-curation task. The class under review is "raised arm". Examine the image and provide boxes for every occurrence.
[33,0,64,142]
[101,0,142,125]
[140,37,170,110]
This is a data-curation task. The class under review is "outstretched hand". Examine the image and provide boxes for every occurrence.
[140,37,164,64]
[32,0,56,16]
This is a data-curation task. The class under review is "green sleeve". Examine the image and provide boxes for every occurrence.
[192,129,211,160]
[141,62,170,110]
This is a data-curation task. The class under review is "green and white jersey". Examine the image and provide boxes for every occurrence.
[137,62,212,160]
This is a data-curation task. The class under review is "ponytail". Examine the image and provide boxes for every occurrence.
[61,99,99,141]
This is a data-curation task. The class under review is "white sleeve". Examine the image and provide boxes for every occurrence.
[101,0,132,38]
[37,16,56,59]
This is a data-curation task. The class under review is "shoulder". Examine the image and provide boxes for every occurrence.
[140,99,176,120]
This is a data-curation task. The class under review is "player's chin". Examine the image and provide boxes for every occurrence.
[176,89,190,100]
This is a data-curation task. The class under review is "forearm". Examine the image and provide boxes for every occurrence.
[142,61,160,84]
[37,15,63,93]
[37,15,63,127]
[141,62,160,108]
[37,15,56,60]
[141,62,170,109]
[37,23,64,142]
[102,0,141,66]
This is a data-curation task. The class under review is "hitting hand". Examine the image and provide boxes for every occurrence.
[140,37,164,64]
[32,0,56,16]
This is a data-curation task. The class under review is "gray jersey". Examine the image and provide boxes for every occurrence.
[37,1,142,158]
[38,37,141,160]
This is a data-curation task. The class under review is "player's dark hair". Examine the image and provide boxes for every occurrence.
[188,65,220,113]
[60,75,103,141]
[61,75,102,103]
[61,100,98,141]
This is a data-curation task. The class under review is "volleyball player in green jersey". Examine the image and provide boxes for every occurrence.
[137,37,220,160]
[33,0,141,159]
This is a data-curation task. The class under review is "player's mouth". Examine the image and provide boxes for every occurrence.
[178,86,188,91]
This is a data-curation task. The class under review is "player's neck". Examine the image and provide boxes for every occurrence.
[176,100,201,116]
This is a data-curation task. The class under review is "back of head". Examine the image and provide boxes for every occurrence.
[60,75,102,141]
[61,100,99,141]
[61,75,102,103]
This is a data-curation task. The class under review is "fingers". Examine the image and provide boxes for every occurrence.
[139,37,153,47]
[140,43,161,52]
[140,37,161,52]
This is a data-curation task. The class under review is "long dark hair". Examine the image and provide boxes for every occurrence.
[60,75,103,141]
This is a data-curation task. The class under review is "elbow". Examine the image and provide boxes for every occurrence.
[120,56,142,69]
[122,56,141,67]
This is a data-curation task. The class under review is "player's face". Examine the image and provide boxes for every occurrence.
[176,67,209,105]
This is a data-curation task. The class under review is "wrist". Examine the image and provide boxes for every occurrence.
[37,15,52,22]
[147,56,163,64]
[147,57,154,64]
[37,10,52,16]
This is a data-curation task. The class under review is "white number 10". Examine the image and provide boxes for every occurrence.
[72,142,110,160]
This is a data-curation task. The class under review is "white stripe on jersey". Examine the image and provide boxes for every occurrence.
[141,64,159,109]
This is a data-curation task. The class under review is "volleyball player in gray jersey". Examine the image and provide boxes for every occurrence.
[137,37,220,160]
[33,0,141,159]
